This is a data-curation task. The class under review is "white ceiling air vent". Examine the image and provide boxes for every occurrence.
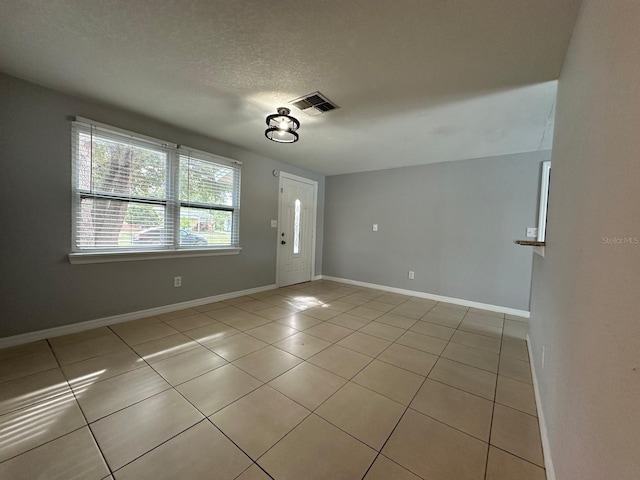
[289,92,339,117]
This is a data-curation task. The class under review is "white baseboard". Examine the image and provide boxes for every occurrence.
[312,275,323,281]
[319,275,530,317]
[527,334,555,480]
[0,284,277,349]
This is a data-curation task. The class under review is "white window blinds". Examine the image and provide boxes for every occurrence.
[178,147,241,247]
[71,119,241,252]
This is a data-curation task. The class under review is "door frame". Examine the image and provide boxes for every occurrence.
[276,172,318,287]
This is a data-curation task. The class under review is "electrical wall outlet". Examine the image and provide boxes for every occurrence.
[174,276,182,288]
[271,220,278,228]
[408,271,415,280]
[526,227,538,238]
[372,224,378,232]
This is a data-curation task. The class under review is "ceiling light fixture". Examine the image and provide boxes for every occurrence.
[265,107,300,143]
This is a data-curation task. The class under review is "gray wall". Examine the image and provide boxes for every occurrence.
[323,150,549,311]
[0,73,324,338]
[529,2,640,479]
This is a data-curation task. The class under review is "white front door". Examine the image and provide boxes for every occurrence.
[277,174,317,287]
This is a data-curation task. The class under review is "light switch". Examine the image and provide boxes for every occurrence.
[526,227,538,238]
[271,220,278,228]
[372,224,378,232]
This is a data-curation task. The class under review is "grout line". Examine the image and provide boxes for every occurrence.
[183,371,264,418]
[243,409,312,464]
[108,419,211,474]
[361,372,429,478]
[490,444,548,471]
[484,316,504,480]
[231,356,304,385]
[0,373,75,417]
[48,338,116,478]
[425,375,495,403]
[405,405,493,443]
[76,384,173,421]
[0,425,90,467]
[359,453,382,480]
[233,462,275,480]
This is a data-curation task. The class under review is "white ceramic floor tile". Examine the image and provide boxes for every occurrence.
[377,343,438,376]
[259,414,376,480]
[163,313,217,332]
[442,342,499,373]
[269,362,346,410]
[273,332,331,359]
[485,446,546,480]
[411,379,493,441]
[383,409,487,480]
[0,426,109,480]
[176,363,262,416]
[73,366,170,422]
[202,333,268,361]
[490,404,544,467]
[364,455,422,480]
[114,421,251,480]
[91,389,204,471]
[183,322,241,344]
[110,322,179,347]
[303,322,354,343]
[235,464,272,480]
[131,333,199,364]
[51,334,129,365]
[307,345,373,379]
[0,391,86,463]
[211,385,310,458]
[395,331,447,356]
[0,345,59,382]
[337,332,391,357]
[358,322,406,342]
[151,346,227,385]
[48,327,114,348]
[0,368,70,416]
[316,382,405,450]
[232,346,302,382]
[409,321,455,340]
[352,360,424,405]
[62,349,146,389]
[245,323,297,344]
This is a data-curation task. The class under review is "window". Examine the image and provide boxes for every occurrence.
[293,198,301,254]
[537,161,551,242]
[71,118,241,257]
[179,148,240,248]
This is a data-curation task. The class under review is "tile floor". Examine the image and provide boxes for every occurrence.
[0,280,545,480]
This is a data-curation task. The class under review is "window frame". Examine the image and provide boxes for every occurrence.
[533,160,551,257]
[537,161,551,242]
[69,118,242,264]
[177,146,242,250]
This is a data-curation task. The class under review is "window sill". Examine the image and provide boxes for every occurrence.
[68,247,242,265]
[514,240,546,247]
[514,240,546,257]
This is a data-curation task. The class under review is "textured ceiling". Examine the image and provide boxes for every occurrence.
[0,0,581,175]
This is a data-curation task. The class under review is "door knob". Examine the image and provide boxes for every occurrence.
[281,240,286,245]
